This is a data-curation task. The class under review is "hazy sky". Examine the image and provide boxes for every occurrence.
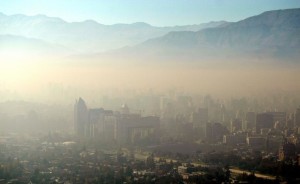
[0,0,299,26]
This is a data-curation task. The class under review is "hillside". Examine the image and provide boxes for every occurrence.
[0,13,226,53]
[128,8,300,61]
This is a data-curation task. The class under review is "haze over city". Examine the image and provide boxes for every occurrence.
[0,1,300,183]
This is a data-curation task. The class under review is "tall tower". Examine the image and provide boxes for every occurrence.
[74,97,88,136]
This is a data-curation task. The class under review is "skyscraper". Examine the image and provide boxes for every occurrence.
[256,113,274,134]
[191,108,208,128]
[74,97,88,136]
[231,118,242,132]
[267,112,286,129]
[246,112,256,130]
[206,122,228,143]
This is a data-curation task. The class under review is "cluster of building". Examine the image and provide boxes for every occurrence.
[213,109,300,163]
[1,94,300,183]
[74,95,300,164]
[74,98,160,144]
[0,134,232,184]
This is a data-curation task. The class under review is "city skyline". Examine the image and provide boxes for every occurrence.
[1,1,300,183]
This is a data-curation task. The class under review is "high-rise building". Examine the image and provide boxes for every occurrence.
[267,112,286,130]
[191,108,208,128]
[231,118,242,132]
[115,114,160,144]
[286,113,294,129]
[74,99,159,144]
[74,97,88,136]
[88,108,104,137]
[223,132,247,145]
[206,122,228,143]
[245,112,256,130]
[279,140,296,161]
[256,113,274,134]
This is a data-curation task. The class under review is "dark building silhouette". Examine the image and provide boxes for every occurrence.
[279,140,296,161]
[246,112,256,130]
[115,114,160,144]
[231,118,242,132]
[74,97,88,136]
[247,136,266,149]
[223,132,247,145]
[267,111,286,129]
[256,113,274,134]
[286,113,294,129]
[206,122,228,143]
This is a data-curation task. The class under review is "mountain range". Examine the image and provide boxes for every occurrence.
[114,8,300,61]
[0,12,226,53]
[1,8,300,61]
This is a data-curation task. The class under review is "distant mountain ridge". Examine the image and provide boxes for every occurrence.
[0,34,72,56]
[1,9,299,62]
[127,8,300,60]
[0,12,227,53]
